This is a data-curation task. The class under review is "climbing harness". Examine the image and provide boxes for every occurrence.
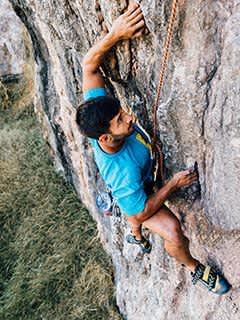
[152,0,179,185]
[96,189,121,219]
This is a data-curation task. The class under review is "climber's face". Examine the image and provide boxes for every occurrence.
[108,108,134,140]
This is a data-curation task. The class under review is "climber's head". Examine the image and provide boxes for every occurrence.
[76,96,134,142]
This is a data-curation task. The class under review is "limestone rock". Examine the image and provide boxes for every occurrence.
[0,0,34,111]
[4,0,240,319]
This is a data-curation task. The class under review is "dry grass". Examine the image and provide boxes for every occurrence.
[0,107,121,320]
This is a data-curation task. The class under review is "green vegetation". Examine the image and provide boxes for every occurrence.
[0,107,121,320]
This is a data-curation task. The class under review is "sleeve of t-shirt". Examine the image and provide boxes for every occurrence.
[83,87,107,100]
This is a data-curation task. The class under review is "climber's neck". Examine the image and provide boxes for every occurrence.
[98,138,125,154]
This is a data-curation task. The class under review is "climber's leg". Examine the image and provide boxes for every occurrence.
[142,205,199,271]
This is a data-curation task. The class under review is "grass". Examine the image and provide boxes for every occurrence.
[0,106,121,320]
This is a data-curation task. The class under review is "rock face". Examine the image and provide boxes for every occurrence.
[4,0,240,319]
[0,0,34,111]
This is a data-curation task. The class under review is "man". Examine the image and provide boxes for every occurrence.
[76,2,230,295]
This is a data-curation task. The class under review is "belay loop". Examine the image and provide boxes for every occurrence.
[151,0,178,185]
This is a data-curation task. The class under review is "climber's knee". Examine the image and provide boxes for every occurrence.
[155,208,184,245]
[165,221,184,247]
[142,205,185,245]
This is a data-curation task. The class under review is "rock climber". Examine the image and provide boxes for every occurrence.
[76,2,230,295]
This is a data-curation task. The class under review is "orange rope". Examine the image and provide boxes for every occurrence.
[153,0,178,143]
[152,0,178,183]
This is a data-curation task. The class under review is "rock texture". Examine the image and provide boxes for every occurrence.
[0,0,34,111]
[3,0,240,319]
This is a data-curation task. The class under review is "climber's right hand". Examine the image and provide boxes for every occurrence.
[110,2,145,41]
[171,170,198,189]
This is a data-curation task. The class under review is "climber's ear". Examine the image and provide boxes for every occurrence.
[98,133,113,144]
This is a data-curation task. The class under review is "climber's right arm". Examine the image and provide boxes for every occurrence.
[82,2,145,92]
[82,32,118,91]
[127,170,198,225]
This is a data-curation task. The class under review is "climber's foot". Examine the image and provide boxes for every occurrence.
[191,263,231,295]
[126,234,152,254]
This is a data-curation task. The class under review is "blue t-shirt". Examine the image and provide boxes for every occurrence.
[83,88,153,216]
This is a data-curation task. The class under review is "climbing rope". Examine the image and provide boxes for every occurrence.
[152,0,178,184]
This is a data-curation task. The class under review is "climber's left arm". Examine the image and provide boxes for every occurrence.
[82,2,145,92]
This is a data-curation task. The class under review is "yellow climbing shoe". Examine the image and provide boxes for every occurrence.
[191,263,231,295]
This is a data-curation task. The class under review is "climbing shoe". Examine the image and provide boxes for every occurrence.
[126,234,152,254]
[191,263,231,295]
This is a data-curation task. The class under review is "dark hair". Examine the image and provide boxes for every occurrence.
[76,96,120,139]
